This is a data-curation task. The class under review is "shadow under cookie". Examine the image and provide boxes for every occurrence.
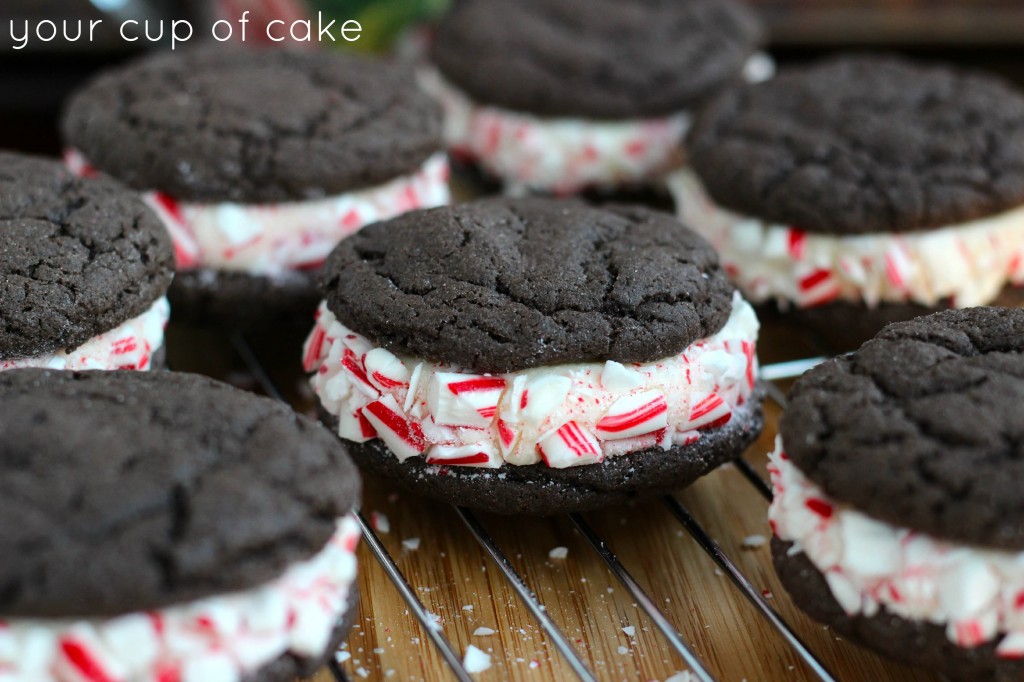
[169,268,321,331]
[761,285,1024,353]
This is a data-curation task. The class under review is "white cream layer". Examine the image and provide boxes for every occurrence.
[419,69,689,195]
[420,55,774,196]
[66,149,451,276]
[0,515,360,682]
[304,293,759,469]
[769,442,1024,656]
[0,297,169,372]
[669,168,1024,309]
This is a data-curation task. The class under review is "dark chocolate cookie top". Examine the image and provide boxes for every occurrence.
[430,0,762,118]
[321,197,735,373]
[0,369,360,617]
[781,306,1024,551]
[688,55,1024,234]
[62,45,443,203]
[0,151,173,362]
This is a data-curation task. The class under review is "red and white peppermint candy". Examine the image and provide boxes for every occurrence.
[517,375,572,426]
[100,614,160,670]
[336,408,377,444]
[303,324,329,373]
[948,612,998,649]
[787,227,807,260]
[824,570,863,615]
[181,652,235,682]
[938,557,1000,621]
[685,392,732,430]
[884,242,913,291]
[340,348,380,399]
[64,148,99,177]
[364,348,410,392]
[796,268,841,308]
[361,395,426,461]
[537,421,603,469]
[289,603,335,659]
[426,442,502,468]
[997,632,1024,659]
[595,390,668,440]
[145,192,202,270]
[600,360,645,392]
[57,630,126,682]
[496,418,519,457]
[427,373,506,428]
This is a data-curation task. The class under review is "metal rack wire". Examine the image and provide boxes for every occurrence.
[230,335,833,682]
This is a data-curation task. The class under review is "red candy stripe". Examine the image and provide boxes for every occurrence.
[805,498,833,519]
[60,638,115,682]
[447,377,507,394]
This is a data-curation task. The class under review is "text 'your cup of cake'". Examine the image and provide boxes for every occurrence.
[303,197,765,515]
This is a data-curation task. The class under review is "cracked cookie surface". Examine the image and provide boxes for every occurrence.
[320,197,735,373]
[688,56,1024,234]
[0,369,360,617]
[781,306,1024,550]
[62,46,443,203]
[430,0,762,118]
[0,152,173,362]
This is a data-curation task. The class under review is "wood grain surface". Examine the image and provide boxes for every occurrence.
[167,314,943,682]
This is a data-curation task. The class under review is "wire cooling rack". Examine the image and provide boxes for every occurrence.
[221,330,861,682]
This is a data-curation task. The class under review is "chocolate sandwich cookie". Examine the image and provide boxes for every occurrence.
[674,55,1024,349]
[62,45,449,329]
[769,307,1024,680]
[0,368,362,681]
[303,197,765,514]
[0,151,172,372]
[423,0,764,195]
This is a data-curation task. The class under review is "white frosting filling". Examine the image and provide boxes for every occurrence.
[0,515,360,682]
[669,168,1024,309]
[65,150,451,276]
[769,442,1024,656]
[419,54,774,196]
[419,68,690,195]
[304,292,759,469]
[0,297,169,372]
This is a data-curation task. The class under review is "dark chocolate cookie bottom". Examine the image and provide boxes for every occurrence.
[332,386,764,515]
[779,285,1024,353]
[246,585,360,682]
[168,268,320,331]
[772,539,1024,682]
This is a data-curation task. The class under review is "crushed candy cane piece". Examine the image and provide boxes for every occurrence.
[741,535,767,549]
[466,647,493,671]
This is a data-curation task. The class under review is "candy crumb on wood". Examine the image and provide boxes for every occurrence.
[463,644,492,673]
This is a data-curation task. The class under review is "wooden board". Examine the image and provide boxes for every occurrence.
[167,317,943,682]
